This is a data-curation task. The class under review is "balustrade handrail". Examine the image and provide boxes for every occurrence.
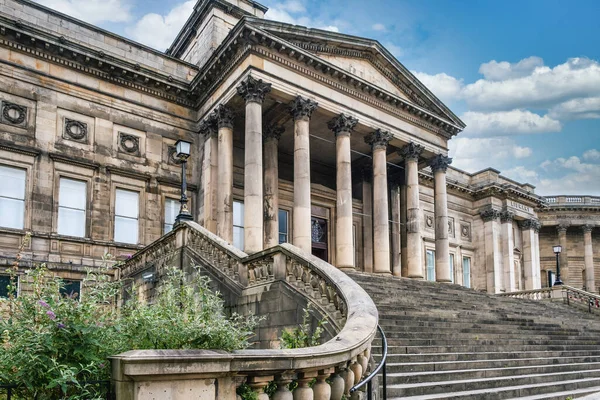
[563,285,600,313]
[113,221,379,394]
[497,287,553,297]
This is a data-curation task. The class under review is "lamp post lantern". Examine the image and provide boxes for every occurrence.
[553,244,563,286]
[174,139,193,224]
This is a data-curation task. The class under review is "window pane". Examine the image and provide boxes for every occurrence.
[0,275,17,298]
[426,250,435,282]
[164,199,179,233]
[59,178,86,210]
[279,233,287,244]
[0,197,24,229]
[0,165,26,199]
[58,208,85,237]
[278,209,288,244]
[60,279,81,299]
[449,254,455,283]
[115,190,139,218]
[114,216,138,244]
[463,257,471,288]
[233,226,244,250]
[164,223,174,233]
[233,201,244,226]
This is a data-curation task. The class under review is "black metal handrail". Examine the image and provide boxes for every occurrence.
[350,324,388,399]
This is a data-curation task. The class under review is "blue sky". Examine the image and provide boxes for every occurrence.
[34,0,600,195]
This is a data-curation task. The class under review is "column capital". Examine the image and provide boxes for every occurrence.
[199,114,218,138]
[328,113,358,137]
[364,128,392,150]
[263,123,285,141]
[500,209,514,223]
[289,96,318,120]
[520,218,541,232]
[557,223,569,233]
[213,104,234,129]
[236,75,272,104]
[480,206,501,222]
[429,154,452,172]
[582,224,594,233]
[399,142,424,161]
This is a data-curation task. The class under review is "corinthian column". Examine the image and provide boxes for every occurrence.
[429,154,452,283]
[199,115,218,234]
[289,96,318,253]
[500,210,516,292]
[328,114,358,269]
[237,76,272,254]
[557,224,569,285]
[215,105,234,243]
[365,129,393,274]
[263,124,284,249]
[481,207,502,293]
[399,142,424,279]
[521,219,541,290]
[583,225,595,291]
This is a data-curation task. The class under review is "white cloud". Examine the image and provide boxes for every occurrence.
[478,56,544,81]
[503,166,539,183]
[583,149,600,162]
[549,96,600,120]
[384,43,403,58]
[448,137,533,172]
[372,23,386,31]
[265,2,339,32]
[536,153,600,195]
[411,71,463,104]
[126,1,195,51]
[34,0,132,24]
[461,110,562,136]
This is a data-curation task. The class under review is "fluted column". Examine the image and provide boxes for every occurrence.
[237,76,272,254]
[365,129,393,274]
[399,142,424,279]
[481,207,502,293]
[521,219,541,290]
[557,224,569,285]
[500,210,516,292]
[429,154,452,283]
[263,124,284,249]
[328,114,358,269]
[289,96,318,253]
[216,105,234,243]
[199,115,218,234]
[583,225,595,291]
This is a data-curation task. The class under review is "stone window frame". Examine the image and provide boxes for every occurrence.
[51,162,95,239]
[109,175,147,246]
[0,151,35,232]
[424,244,436,282]
[163,196,180,235]
[461,249,475,289]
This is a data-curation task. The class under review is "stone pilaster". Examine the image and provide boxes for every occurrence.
[520,218,541,290]
[500,209,516,292]
[361,167,374,273]
[399,142,424,279]
[199,115,218,234]
[429,154,452,283]
[263,124,284,249]
[289,96,318,253]
[557,224,569,285]
[365,129,393,274]
[328,113,358,269]
[480,207,503,293]
[583,225,595,291]
[215,104,234,243]
[390,180,402,277]
[237,76,272,254]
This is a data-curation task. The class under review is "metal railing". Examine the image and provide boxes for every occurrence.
[350,324,388,399]
[0,380,113,400]
[564,286,600,313]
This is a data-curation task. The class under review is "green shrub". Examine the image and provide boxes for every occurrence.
[280,305,327,349]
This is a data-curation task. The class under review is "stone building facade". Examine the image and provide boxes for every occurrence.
[0,0,598,298]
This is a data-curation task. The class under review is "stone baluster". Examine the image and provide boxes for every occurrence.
[328,114,358,270]
[365,129,393,274]
[583,225,595,291]
[329,370,345,400]
[263,123,285,248]
[215,105,235,243]
[349,359,362,385]
[338,363,355,397]
[429,154,452,283]
[247,375,273,400]
[399,142,424,278]
[237,76,272,254]
[272,373,294,400]
[294,371,317,400]
[289,96,318,253]
[199,115,219,233]
[313,368,333,400]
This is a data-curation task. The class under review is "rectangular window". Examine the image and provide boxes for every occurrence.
[449,253,455,284]
[114,189,139,244]
[0,165,26,229]
[233,200,244,250]
[548,270,555,288]
[0,275,17,298]
[463,256,471,288]
[278,209,288,244]
[60,279,81,300]
[164,198,179,234]
[426,249,435,282]
[57,178,86,237]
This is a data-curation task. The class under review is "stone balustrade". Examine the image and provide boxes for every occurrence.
[111,221,379,400]
[543,195,600,206]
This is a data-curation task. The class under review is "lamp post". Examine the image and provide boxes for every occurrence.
[553,245,563,286]
[174,139,193,224]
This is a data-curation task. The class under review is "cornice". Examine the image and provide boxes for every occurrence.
[48,153,99,170]
[105,166,151,181]
[156,176,198,192]
[0,139,41,157]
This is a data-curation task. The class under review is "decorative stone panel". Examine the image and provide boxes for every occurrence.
[1,101,27,127]
[118,132,141,156]
[167,145,182,166]
[460,222,472,241]
[63,118,88,143]
[448,217,455,238]
[424,211,434,230]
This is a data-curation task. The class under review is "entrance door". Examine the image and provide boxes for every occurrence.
[311,217,328,262]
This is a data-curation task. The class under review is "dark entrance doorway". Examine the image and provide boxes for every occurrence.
[311,217,328,262]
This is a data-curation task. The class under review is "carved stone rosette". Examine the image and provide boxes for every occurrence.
[500,210,514,223]
[64,118,87,141]
[236,75,272,104]
[327,113,358,137]
[399,142,424,161]
[289,96,318,120]
[429,154,452,172]
[263,123,285,141]
[213,104,234,129]
[167,145,182,165]
[199,114,218,137]
[119,133,140,154]
[2,101,27,125]
[480,207,501,222]
[364,129,392,150]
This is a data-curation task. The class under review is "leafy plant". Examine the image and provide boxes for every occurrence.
[280,305,327,349]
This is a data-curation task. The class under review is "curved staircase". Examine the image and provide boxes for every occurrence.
[349,272,600,400]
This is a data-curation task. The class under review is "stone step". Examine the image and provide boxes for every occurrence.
[377,338,600,348]
[507,386,600,399]
[378,350,600,363]
[388,343,600,354]
[378,331,599,341]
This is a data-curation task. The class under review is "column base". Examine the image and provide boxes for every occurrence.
[408,275,424,280]
[374,271,392,276]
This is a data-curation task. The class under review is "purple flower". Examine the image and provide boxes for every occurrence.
[38,300,49,308]
[46,311,56,320]
[57,323,66,329]
[99,362,105,368]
